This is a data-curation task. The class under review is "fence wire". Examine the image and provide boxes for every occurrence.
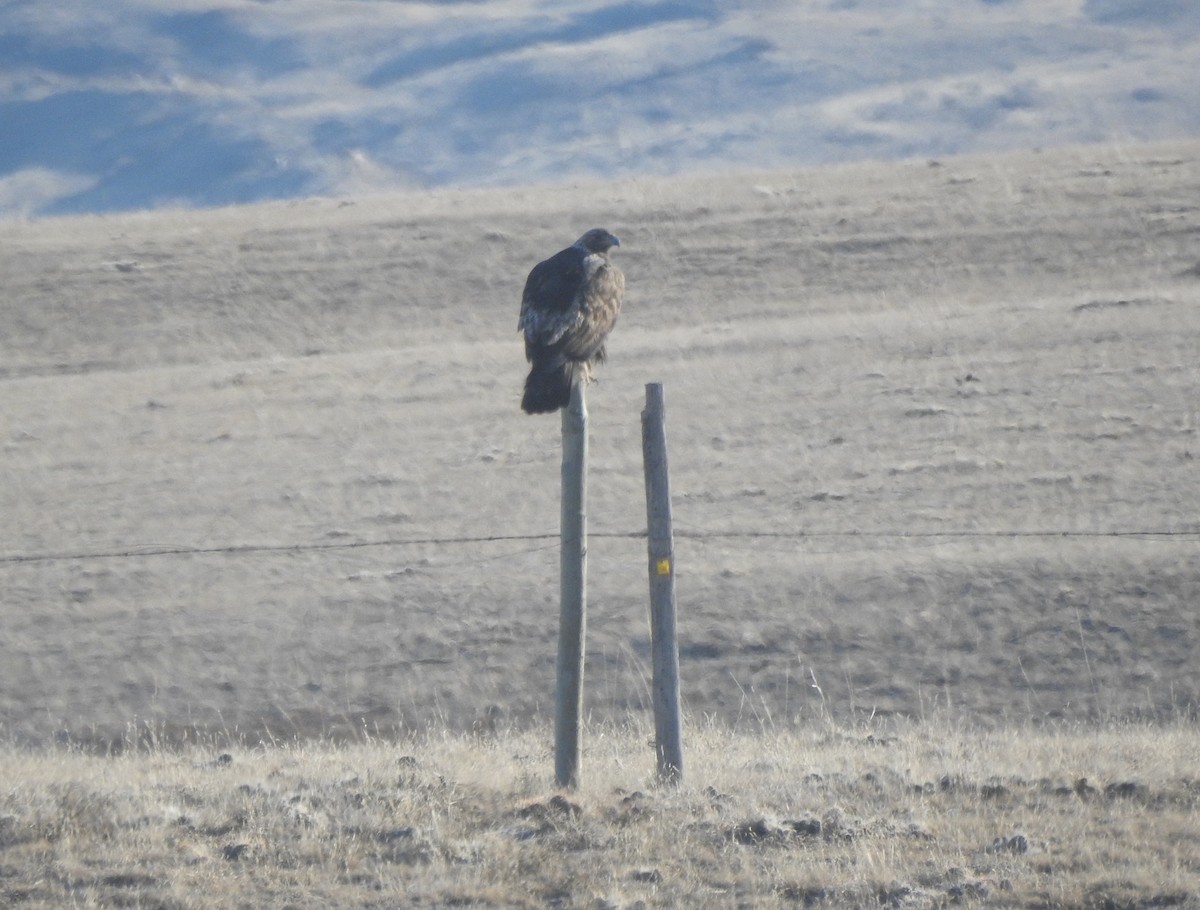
[1,527,1196,567]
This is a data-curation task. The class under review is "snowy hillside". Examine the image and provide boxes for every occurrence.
[2,0,1199,217]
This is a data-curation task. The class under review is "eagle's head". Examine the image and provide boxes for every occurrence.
[575,228,620,255]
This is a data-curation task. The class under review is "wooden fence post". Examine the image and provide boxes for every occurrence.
[642,383,684,784]
[555,382,588,789]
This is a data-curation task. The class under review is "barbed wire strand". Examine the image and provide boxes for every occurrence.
[0,528,1195,566]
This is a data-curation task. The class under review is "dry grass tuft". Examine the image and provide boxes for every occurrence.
[2,722,1198,908]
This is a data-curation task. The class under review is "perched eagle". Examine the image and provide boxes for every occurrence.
[518,228,624,414]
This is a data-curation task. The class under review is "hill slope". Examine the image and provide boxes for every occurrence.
[2,139,1199,747]
[2,0,1200,216]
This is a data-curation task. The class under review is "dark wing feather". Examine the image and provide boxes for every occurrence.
[518,247,587,357]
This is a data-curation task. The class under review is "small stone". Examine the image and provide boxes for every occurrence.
[948,881,990,902]
[378,827,415,842]
[731,818,776,844]
[987,834,1029,854]
[1104,781,1144,799]
[547,794,582,817]
[785,817,822,837]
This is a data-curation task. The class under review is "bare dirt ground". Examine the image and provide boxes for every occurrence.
[2,140,1198,748]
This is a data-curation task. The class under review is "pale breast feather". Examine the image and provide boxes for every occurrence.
[579,258,623,324]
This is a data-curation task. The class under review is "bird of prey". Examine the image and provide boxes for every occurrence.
[518,228,624,414]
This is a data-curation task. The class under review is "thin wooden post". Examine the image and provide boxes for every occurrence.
[555,382,588,789]
[642,383,683,784]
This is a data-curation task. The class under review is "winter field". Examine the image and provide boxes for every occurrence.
[2,725,1198,908]
[1,138,1199,906]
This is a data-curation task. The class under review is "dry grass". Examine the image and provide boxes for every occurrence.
[2,722,1198,909]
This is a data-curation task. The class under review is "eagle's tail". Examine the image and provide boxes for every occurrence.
[522,355,581,414]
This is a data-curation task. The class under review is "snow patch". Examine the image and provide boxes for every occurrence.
[0,167,97,219]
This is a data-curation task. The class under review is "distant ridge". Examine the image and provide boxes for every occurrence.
[2,1,1199,218]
